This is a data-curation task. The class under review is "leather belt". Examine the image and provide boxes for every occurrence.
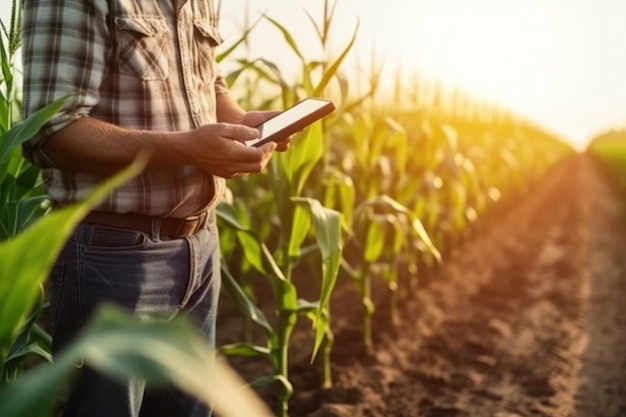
[83,210,209,239]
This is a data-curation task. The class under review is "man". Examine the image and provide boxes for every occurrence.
[21,1,287,416]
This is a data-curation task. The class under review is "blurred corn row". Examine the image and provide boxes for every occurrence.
[214,1,572,415]
[588,129,626,194]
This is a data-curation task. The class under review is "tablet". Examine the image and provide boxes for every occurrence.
[245,97,336,147]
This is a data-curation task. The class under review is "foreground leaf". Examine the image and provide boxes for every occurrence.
[0,155,147,359]
[0,305,275,417]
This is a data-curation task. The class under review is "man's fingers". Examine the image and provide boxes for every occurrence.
[257,141,277,153]
[221,123,260,141]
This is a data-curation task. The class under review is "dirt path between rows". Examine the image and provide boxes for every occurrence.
[220,153,626,417]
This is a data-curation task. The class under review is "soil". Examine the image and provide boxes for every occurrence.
[217,152,626,417]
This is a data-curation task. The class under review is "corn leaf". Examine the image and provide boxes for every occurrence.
[263,16,305,62]
[216,202,266,273]
[0,95,70,167]
[291,197,341,360]
[364,219,385,263]
[287,203,311,258]
[220,261,273,337]
[311,19,359,97]
[219,343,271,358]
[273,122,324,197]
[248,374,293,395]
[0,305,275,417]
[0,155,147,359]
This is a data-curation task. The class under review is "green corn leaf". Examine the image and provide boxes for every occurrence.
[387,215,406,255]
[216,201,248,230]
[295,299,320,314]
[0,95,71,166]
[15,161,43,194]
[220,261,273,337]
[291,197,341,360]
[263,16,305,62]
[411,217,442,263]
[275,278,298,311]
[219,343,271,358]
[0,154,147,360]
[4,146,23,181]
[2,343,51,381]
[9,196,50,238]
[323,169,355,229]
[364,218,385,263]
[273,122,325,197]
[0,305,275,417]
[216,202,266,273]
[0,148,18,187]
[296,299,333,364]
[311,19,359,97]
[357,195,442,263]
[0,92,9,133]
[287,203,311,258]
[237,232,266,273]
[242,58,288,89]
[31,323,52,349]
[215,13,264,63]
[0,38,14,134]
[248,374,293,396]
[2,301,51,381]
[259,244,288,283]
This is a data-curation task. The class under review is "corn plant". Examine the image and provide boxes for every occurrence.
[0,153,146,364]
[0,305,276,417]
[0,0,21,126]
[588,130,626,198]
[222,1,570,413]
[216,197,340,398]
[342,195,441,351]
[0,1,50,242]
[327,66,571,350]
[0,157,274,416]
[214,3,354,415]
[0,8,77,382]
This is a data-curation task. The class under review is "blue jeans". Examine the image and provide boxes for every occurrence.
[49,213,221,417]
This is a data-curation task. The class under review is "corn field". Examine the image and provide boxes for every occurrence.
[0,1,574,416]
[588,129,626,199]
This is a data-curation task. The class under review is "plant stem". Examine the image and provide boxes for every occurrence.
[320,329,333,389]
[357,265,373,352]
[275,309,295,417]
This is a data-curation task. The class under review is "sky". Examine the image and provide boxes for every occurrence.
[215,0,626,150]
[4,0,626,149]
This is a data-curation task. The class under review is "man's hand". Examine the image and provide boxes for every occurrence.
[181,123,277,178]
[215,94,292,152]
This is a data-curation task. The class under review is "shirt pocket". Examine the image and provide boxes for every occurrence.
[115,16,171,81]
[193,20,223,86]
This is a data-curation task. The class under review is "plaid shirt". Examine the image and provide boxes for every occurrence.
[21,0,229,217]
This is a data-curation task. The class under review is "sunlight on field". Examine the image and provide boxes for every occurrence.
[218,0,626,150]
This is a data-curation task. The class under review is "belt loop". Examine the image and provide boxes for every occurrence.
[151,217,161,240]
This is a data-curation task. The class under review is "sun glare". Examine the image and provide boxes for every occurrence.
[218,0,626,148]
[353,1,587,111]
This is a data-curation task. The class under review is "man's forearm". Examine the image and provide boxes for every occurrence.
[44,94,247,175]
[216,93,247,124]
[40,114,273,179]
[42,117,189,175]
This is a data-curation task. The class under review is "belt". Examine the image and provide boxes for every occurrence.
[83,210,209,239]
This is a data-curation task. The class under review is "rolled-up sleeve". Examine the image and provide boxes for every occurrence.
[214,74,229,96]
[21,0,109,168]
